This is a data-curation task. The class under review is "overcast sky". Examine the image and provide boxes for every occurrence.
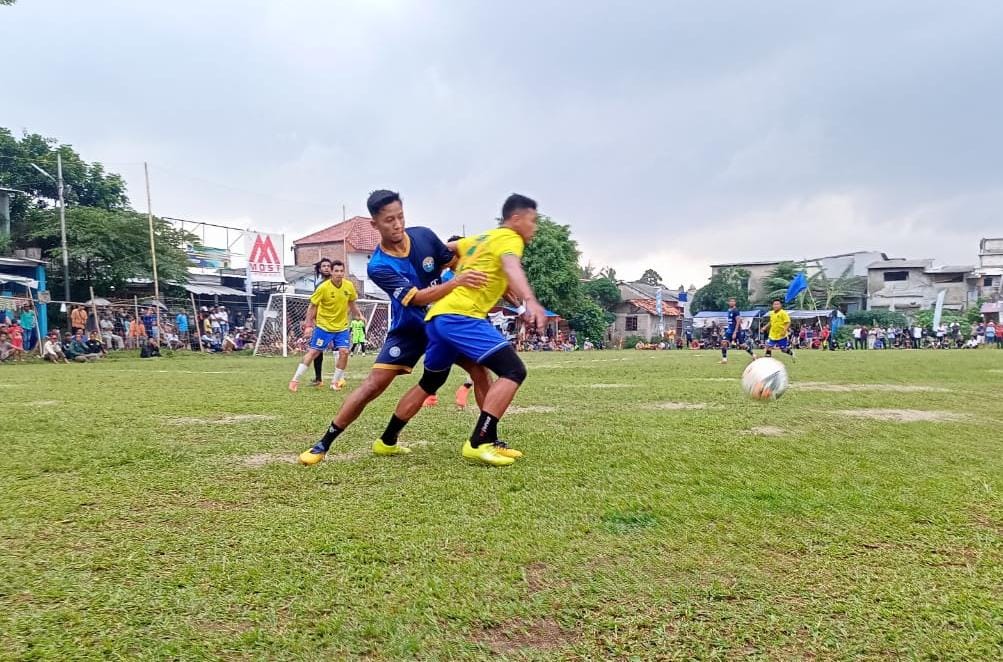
[3,1,1002,286]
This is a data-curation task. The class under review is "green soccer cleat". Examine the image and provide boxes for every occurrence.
[462,440,515,467]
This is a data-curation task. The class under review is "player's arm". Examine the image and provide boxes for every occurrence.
[303,303,318,330]
[500,254,546,332]
[734,315,742,339]
[409,270,487,306]
[348,300,365,322]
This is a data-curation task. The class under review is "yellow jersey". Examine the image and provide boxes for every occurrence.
[426,227,524,321]
[310,278,357,332]
[767,309,791,340]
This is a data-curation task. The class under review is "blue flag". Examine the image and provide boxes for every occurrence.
[785,271,809,304]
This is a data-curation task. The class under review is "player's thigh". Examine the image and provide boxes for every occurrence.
[309,328,335,351]
[437,315,509,364]
[374,328,425,374]
[332,329,352,351]
[423,316,462,371]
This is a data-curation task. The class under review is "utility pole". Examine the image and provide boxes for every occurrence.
[30,155,71,304]
[145,163,162,335]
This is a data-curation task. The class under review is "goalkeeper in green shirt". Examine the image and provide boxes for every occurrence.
[350,318,366,355]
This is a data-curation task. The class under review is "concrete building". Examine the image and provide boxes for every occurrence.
[611,281,683,342]
[972,237,1003,302]
[866,259,973,313]
[291,217,383,297]
[710,251,885,311]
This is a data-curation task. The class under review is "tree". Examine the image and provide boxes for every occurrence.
[640,268,662,286]
[844,310,908,328]
[599,266,617,281]
[27,206,196,299]
[578,262,595,280]
[582,276,620,311]
[691,268,750,313]
[522,216,583,317]
[812,265,864,308]
[0,1,16,6]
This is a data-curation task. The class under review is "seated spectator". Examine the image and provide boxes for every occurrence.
[70,330,100,361]
[0,331,22,362]
[140,338,162,358]
[85,332,108,359]
[100,316,124,349]
[62,332,88,362]
[43,332,69,363]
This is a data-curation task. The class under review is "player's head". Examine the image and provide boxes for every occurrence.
[447,235,463,242]
[772,299,783,311]
[501,193,538,242]
[315,257,333,278]
[367,189,406,247]
[728,297,737,309]
[331,259,346,283]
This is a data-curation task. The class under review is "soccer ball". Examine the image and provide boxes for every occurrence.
[741,358,789,400]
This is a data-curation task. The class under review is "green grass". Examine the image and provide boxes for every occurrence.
[2,349,1001,660]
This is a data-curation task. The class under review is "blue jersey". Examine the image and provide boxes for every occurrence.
[726,308,740,332]
[367,227,454,334]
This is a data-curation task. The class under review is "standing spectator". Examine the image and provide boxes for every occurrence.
[875,326,885,349]
[209,306,221,338]
[9,319,24,356]
[42,331,69,363]
[911,323,923,349]
[976,322,986,346]
[175,310,189,345]
[245,312,256,332]
[852,325,863,350]
[820,324,831,350]
[70,305,88,334]
[887,326,897,348]
[128,315,146,348]
[140,307,158,342]
[984,321,996,348]
[866,326,877,350]
[19,305,37,351]
[936,324,948,347]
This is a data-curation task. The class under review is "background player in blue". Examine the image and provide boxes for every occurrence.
[299,190,491,465]
[720,296,754,364]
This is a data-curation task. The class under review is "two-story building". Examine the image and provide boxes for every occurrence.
[291,217,383,297]
[866,259,973,313]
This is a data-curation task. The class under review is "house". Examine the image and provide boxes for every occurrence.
[972,238,1003,302]
[710,251,885,312]
[866,259,973,313]
[611,296,682,343]
[291,217,383,297]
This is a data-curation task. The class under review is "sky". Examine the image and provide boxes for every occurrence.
[3,0,1002,287]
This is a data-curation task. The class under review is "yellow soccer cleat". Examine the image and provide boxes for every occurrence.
[299,446,326,465]
[491,440,523,459]
[462,440,515,467]
[331,378,347,391]
[372,439,412,456]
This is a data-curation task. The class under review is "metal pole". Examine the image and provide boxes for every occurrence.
[144,163,162,337]
[190,293,204,353]
[56,154,70,304]
[280,293,288,358]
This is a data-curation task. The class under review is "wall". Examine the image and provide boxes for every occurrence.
[868,268,971,311]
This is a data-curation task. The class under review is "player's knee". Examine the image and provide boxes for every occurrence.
[483,346,527,385]
[418,368,450,395]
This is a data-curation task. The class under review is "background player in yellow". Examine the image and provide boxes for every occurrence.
[289,260,365,391]
[758,299,796,362]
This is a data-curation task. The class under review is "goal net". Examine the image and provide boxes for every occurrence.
[253,293,390,357]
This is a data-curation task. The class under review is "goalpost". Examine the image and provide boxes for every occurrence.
[253,293,391,357]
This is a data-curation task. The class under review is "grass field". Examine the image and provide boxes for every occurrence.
[2,348,1002,660]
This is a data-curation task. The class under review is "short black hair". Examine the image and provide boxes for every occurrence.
[773,299,782,304]
[501,193,537,221]
[447,235,463,242]
[332,259,345,268]
[367,190,401,217]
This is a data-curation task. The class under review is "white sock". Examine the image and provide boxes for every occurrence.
[292,363,308,382]
[333,368,345,383]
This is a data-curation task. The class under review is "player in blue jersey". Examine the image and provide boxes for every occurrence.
[720,297,754,364]
[299,191,491,465]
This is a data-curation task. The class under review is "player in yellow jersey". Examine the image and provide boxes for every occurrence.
[289,260,365,391]
[377,194,547,466]
[758,299,796,362]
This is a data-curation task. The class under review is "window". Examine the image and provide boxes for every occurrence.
[625,316,638,331]
[932,273,963,284]
[985,276,995,287]
[883,271,908,282]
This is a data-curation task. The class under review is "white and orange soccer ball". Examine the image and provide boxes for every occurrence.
[741,358,789,400]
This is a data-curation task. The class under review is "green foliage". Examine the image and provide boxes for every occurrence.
[640,268,662,286]
[581,276,620,311]
[0,1,16,5]
[599,266,617,281]
[567,297,613,344]
[844,310,908,328]
[27,206,196,299]
[691,268,750,313]
[522,216,582,317]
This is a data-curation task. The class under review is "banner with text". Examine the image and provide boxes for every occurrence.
[245,231,285,283]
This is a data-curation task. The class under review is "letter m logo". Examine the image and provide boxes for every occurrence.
[249,235,279,268]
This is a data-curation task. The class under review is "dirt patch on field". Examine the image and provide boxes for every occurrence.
[798,382,947,393]
[507,405,558,414]
[165,414,277,425]
[836,409,968,423]
[523,562,550,594]
[474,617,574,655]
[239,453,298,468]
[747,426,786,436]
[644,402,709,411]
[21,400,60,406]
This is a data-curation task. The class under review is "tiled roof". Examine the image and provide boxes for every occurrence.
[293,217,380,252]
[628,298,681,317]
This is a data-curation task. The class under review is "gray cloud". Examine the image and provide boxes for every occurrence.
[3,0,1001,285]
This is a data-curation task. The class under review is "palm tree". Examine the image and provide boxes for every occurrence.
[759,262,801,305]
[812,264,862,308]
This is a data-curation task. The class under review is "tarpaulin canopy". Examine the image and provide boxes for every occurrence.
[0,272,38,289]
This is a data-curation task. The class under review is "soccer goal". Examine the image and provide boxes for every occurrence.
[253,292,390,357]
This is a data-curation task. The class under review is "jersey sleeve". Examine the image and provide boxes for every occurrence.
[348,280,358,302]
[309,285,324,307]
[415,227,455,270]
[492,231,525,260]
[368,262,419,306]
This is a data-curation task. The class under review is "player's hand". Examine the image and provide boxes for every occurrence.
[454,270,487,288]
[524,301,548,333]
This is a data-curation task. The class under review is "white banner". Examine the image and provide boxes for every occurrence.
[931,289,947,330]
[245,231,285,283]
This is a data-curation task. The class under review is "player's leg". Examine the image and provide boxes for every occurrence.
[311,351,324,386]
[331,330,352,389]
[290,345,323,392]
[466,345,527,462]
[454,357,488,409]
[719,337,730,363]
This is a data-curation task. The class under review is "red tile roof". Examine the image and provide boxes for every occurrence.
[293,216,380,253]
[628,298,681,317]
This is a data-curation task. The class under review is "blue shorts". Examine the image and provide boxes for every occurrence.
[424,314,510,372]
[766,337,789,350]
[374,326,428,373]
[310,327,351,351]
[725,328,747,345]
